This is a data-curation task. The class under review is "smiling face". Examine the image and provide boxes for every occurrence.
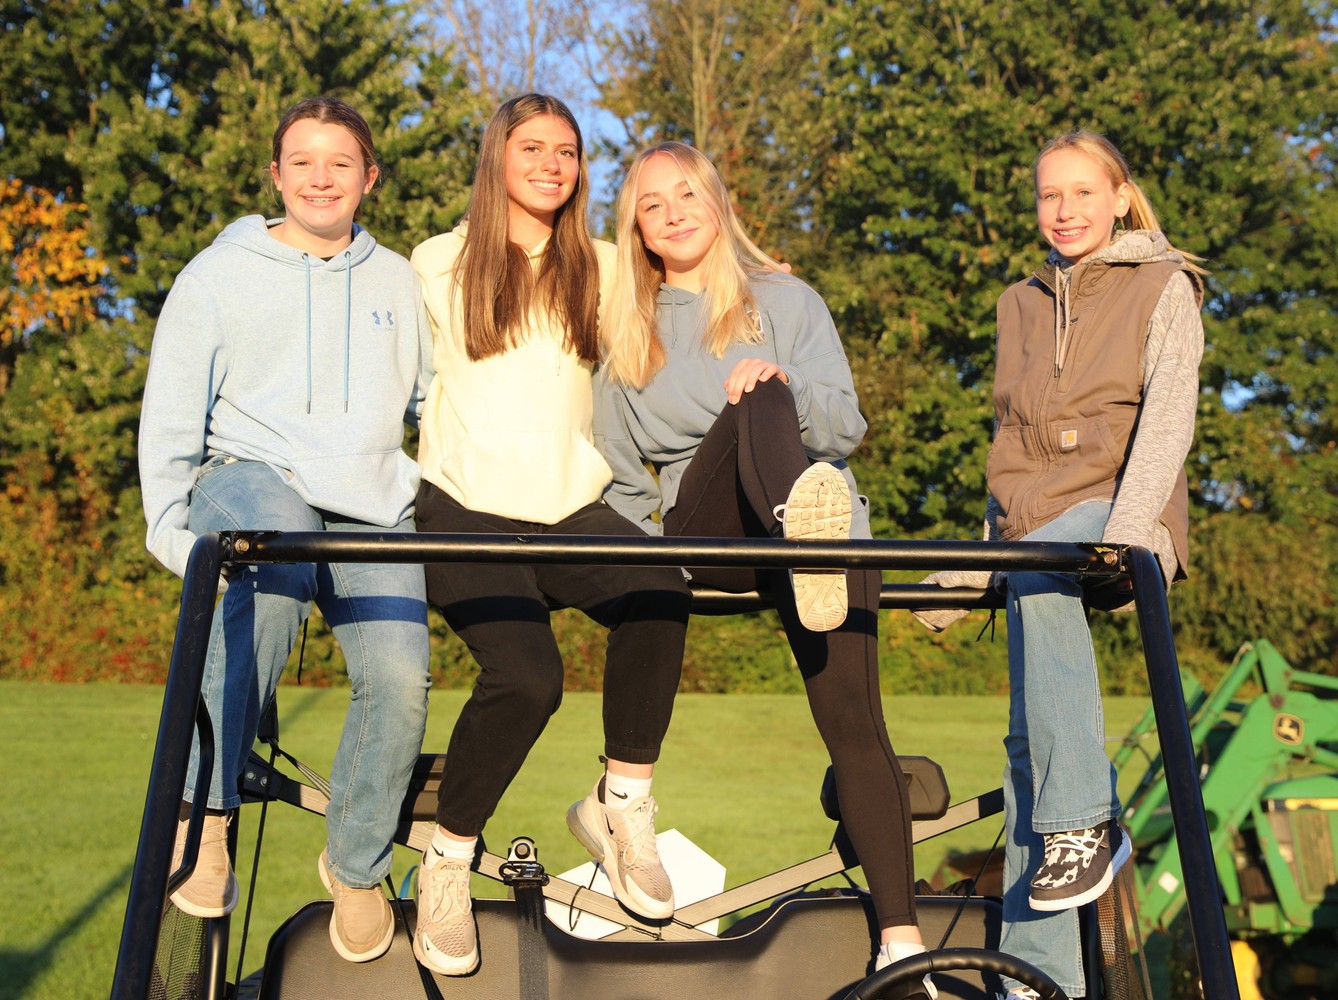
[268,117,378,256]
[1034,147,1130,264]
[502,113,579,246]
[633,152,720,291]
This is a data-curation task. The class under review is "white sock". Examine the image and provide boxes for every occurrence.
[427,829,476,868]
[877,939,926,967]
[602,772,653,811]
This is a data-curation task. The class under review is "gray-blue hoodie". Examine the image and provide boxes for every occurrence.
[139,215,433,579]
[596,272,868,535]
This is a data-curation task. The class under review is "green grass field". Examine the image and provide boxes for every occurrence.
[0,682,1151,1000]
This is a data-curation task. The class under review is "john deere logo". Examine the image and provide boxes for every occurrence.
[1273,713,1304,746]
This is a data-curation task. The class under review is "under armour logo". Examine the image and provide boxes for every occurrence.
[371,310,396,327]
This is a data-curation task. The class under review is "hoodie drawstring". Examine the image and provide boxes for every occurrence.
[343,251,352,412]
[301,251,354,414]
[303,254,313,413]
[1053,267,1076,378]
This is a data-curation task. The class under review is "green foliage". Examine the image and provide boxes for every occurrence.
[599,0,1338,674]
[1,0,1334,686]
[805,0,1337,539]
[55,0,482,311]
[1173,511,1338,673]
[0,0,483,682]
[596,0,832,251]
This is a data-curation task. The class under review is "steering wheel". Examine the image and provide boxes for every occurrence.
[842,946,1069,1000]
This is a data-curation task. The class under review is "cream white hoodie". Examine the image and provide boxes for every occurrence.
[411,226,615,523]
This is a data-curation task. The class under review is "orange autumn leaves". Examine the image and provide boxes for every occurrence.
[1,178,107,354]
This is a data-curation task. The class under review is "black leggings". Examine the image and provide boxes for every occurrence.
[416,483,691,837]
[664,380,917,929]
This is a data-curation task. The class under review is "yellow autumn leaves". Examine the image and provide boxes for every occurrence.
[1,178,107,351]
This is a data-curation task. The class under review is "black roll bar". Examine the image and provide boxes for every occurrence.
[110,532,1238,1000]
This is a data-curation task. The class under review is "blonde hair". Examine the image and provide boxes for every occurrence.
[602,142,785,388]
[456,94,600,362]
[1035,129,1206,275]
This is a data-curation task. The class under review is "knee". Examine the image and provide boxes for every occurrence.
[484,659,565,723]
[366,656,431,709]
[511,677,564,727]
[635,571,692,616]
[605,567,692,626]
[737,375,794,414]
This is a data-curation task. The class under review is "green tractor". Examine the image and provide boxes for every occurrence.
[1115,639,1338,999]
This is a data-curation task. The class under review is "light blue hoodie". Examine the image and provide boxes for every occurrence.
[139,215,434,579]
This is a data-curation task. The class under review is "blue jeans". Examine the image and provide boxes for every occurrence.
[185,458,430,888]
[998,500,1120,997]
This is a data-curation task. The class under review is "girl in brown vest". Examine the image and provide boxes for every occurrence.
[915,130,1205,1000]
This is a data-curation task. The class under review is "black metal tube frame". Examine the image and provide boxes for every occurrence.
[110,532,1238,1000]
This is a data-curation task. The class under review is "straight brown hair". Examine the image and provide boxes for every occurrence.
[457,94,601,362]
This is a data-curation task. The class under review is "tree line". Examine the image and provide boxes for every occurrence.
[2,0,1334,693]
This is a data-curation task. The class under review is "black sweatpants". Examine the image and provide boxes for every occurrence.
[663,379,917,930]
[416,483,690,837]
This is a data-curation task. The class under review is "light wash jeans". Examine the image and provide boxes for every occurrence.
[998,500,1120,997]
[184,458,430,888]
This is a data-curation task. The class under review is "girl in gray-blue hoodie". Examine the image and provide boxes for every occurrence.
[137,97,433,965]
[598,142,933,992]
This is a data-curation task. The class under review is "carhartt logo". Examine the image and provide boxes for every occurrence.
[371,310,395,327]
[1060,429,1078,450]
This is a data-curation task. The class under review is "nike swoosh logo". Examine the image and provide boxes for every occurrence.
[609,790,629,800]
[605,817,616,836]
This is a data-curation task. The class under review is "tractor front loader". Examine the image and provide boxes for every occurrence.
[1114,639,1338,998]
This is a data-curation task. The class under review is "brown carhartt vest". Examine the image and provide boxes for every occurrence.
[988,258,1191,579]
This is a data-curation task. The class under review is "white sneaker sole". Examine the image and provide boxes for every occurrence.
[566,797,675,920]
[168,883,238,920]
[169,818,238,919]
[783,463,852,632]
[412,926,480,977]
[318,852,394,963]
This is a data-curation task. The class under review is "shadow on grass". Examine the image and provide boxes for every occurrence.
[0,860,134,1000]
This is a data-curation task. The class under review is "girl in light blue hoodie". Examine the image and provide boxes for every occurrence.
[138,97,433,965]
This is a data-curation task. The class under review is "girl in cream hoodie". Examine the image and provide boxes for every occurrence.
[407,94,690,977]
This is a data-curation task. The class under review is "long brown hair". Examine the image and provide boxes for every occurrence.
[457,94,600,362]
[1035,129,1206,275]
